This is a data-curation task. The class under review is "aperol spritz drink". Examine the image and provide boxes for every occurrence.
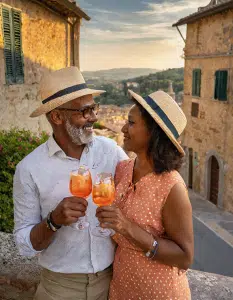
[92,173,115,237]
[70,165,92,230]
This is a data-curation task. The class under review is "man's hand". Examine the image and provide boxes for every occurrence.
[52,197,88,226]
[96,205,131,236]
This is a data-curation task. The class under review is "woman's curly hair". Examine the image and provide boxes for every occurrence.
[135,101,184,174]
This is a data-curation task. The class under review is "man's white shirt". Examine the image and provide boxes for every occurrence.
[13,135,128,273]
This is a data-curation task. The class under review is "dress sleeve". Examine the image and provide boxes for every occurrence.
[114,159,130,187]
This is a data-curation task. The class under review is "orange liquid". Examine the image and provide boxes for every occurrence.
[70,174,92,198]
[93,183,115,207]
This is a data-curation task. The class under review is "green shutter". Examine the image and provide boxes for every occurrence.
[192,70,196,96]
[219,71,227,101]
[192,69,201,97]
[1,7,24,84]
[196,69,201,97]
[12,9,24,83]
[214,71,219,99]
[214,71,227,101]
[2,7,14,84]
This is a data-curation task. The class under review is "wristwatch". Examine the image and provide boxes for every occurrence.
[145,240,158,258]
[46,211,61,232]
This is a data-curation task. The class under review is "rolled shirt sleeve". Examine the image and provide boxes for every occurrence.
[13,164,42,257]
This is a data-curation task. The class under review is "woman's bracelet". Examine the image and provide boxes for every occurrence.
[151,241,159,259]
[145,239,159,259]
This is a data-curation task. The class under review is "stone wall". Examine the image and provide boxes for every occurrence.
[185,10,233,57]
[1,232,233,300]
[181,8,233,213]
[0,0,79,133]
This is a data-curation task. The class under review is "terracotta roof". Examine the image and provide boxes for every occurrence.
[32,0,90,20]
[173,0,233,26]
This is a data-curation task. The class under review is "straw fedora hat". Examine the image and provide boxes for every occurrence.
[30,67,105,117]
[128,89,187,156]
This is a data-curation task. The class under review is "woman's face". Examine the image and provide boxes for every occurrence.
[121,104,151,153]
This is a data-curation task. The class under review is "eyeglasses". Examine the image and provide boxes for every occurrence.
[56,103,100,119]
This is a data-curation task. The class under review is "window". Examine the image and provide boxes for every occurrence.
[191,102,199,118]
[214,70,228,101]
[192,69,201,97]
[2,7,24,85]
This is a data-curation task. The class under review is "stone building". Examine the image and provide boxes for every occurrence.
[173,0,233,212]
[0,0,89,132]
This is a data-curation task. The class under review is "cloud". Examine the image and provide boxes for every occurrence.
[79,0,209,70]
[80,0,207,44]
[80,38,185,71]
[84,7,120,16]
[136,0,207,15]
[81,22,177,43]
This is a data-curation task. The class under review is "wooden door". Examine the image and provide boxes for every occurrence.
[188,148,193,189]
[209,156,219,205]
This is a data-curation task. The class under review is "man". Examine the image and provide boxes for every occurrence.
[13,67,128,300]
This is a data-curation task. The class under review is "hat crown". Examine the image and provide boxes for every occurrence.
[128,88,187,155]
[147,90,187,135]
[30,67,105,118]
[40,67,85,101]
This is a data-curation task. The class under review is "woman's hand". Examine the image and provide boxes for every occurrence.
[96,205,131,236]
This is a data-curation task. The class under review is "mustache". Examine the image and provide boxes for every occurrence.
[83,122,94,128]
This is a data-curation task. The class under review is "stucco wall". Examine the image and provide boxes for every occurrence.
[0,0,79,133]
[181,9,233,213]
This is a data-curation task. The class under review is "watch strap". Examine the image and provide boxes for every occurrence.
[46,211,61,232]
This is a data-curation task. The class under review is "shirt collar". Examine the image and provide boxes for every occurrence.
[47,135,64,157]
[47,135,95,158]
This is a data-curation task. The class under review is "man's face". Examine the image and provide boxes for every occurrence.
[53,94,98,145]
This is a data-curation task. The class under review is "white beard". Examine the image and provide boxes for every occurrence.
[65,119,93,145]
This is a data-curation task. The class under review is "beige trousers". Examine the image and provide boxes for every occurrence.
[34,266,112,300]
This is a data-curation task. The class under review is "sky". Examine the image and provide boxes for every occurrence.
[77,0,209,71]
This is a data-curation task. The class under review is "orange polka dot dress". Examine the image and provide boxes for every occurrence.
[109,159,191,300]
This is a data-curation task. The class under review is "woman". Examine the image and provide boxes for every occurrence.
[96,90,194,300]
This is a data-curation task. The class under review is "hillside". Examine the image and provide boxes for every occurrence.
[91,67,184,106]
[83,68,159,81]
[126,67,184,96]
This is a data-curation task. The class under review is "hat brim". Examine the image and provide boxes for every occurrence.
[30,88,105,118]
[128,89,185,156]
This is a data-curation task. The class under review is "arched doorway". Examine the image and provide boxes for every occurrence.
[209,156,219,205]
